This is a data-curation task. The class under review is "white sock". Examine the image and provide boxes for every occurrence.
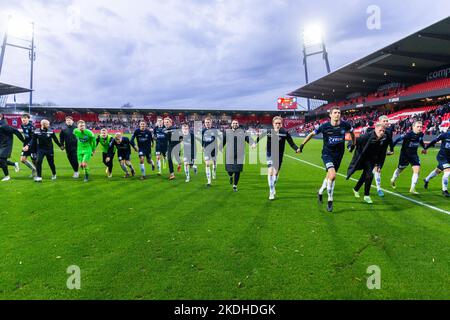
[327,179,334,201]
[140,164,146,176]
[121,164,128,173]
[319,178,327,195]
[184,164,190,179]
[411,173,419,190]
[24,160,36,171]
[274,175,279,186]
[268,175,275,193]
[425,170,438,182]
[374,171,381,191]
[206,167,211,184]
[331,180,335,199]
[392,168,401,181]
[442,172,450,191]
[157,159,161,172]
[213,164,217,174]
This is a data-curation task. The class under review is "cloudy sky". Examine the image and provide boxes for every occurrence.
[0,0,448,110]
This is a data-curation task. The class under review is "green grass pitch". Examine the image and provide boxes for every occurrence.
[1,136,449,299]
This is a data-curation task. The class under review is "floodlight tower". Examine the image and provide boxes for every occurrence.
[0,15,36,114]
[302,25,331,111]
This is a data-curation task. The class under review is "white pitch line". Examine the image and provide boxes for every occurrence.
[285,154,450,216]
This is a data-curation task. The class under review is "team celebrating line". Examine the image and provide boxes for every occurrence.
[0,108,449,212]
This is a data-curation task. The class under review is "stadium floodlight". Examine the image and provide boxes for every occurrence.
[301,23,331,111]
[0,14,36,114]
[7,16,33,39]
[303,24,324,47]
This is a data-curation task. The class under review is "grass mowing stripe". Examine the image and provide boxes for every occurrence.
[285,154,450,216]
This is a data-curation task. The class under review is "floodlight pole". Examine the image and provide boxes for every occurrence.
[302,33,332,111]
[0,17,35,113]
[0,16,11,77]
[29,22,35,114]
[302,45,310,111]
[322,41,331,73]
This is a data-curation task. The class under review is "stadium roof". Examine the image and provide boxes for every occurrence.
[0,82,32,96]
[289,16,450,101]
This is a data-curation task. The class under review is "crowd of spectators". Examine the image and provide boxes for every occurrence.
[293,103,450,136]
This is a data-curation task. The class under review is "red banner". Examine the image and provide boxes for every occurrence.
[277,97,298,110]
[2,114,22,128]
[283,119,303,129]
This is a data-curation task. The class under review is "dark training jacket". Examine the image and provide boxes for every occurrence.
[0,123,24,158]
[346,130,388,179]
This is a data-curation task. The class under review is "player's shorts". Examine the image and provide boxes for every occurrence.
[21,149,32,157]
[21,143,36,158]
[398,153,420,169]
[77,151,92,163]
[204,149,216,162]
[436,152,450,171]
[322,151,344,172]
[267,153,283,171]
[155,143,167,157]
[183,156,196,165]
[138,148,152,161]
[117,150,131,161]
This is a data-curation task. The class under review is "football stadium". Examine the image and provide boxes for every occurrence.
[0,1,449,309]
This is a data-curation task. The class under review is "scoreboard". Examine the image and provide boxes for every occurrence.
[277,97,298,110]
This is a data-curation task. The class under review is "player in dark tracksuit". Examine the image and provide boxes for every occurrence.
[390,121,427,194]
[19,114,37,177]
[59,117,79,178]
[347,123,389,204]
[256,116,300,200]
[106,133,137,178]
[0,121,24,181]
[163,117,182,180]
[202,117,220,186]
[154,117,168,175]
[300,107,355,212]
[368,115,395,197]
[131,121,155,179]
[25,120,63,182]
[423,130,450,197]
[180,124,198,182]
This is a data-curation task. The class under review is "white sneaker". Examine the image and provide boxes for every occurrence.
[14,162,20,173]
[34,177,42,182]
[52,175,57,180]
[185,178,190,183]
[269,192,275,200]
[1,176,11,181]
[364,196,373,204]
[73,172,79,179]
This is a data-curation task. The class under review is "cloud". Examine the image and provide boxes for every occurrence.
[0,0,449,110]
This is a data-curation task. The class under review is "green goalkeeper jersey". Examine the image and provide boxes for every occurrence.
[73,128,96,153]
[97,135,113,153]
